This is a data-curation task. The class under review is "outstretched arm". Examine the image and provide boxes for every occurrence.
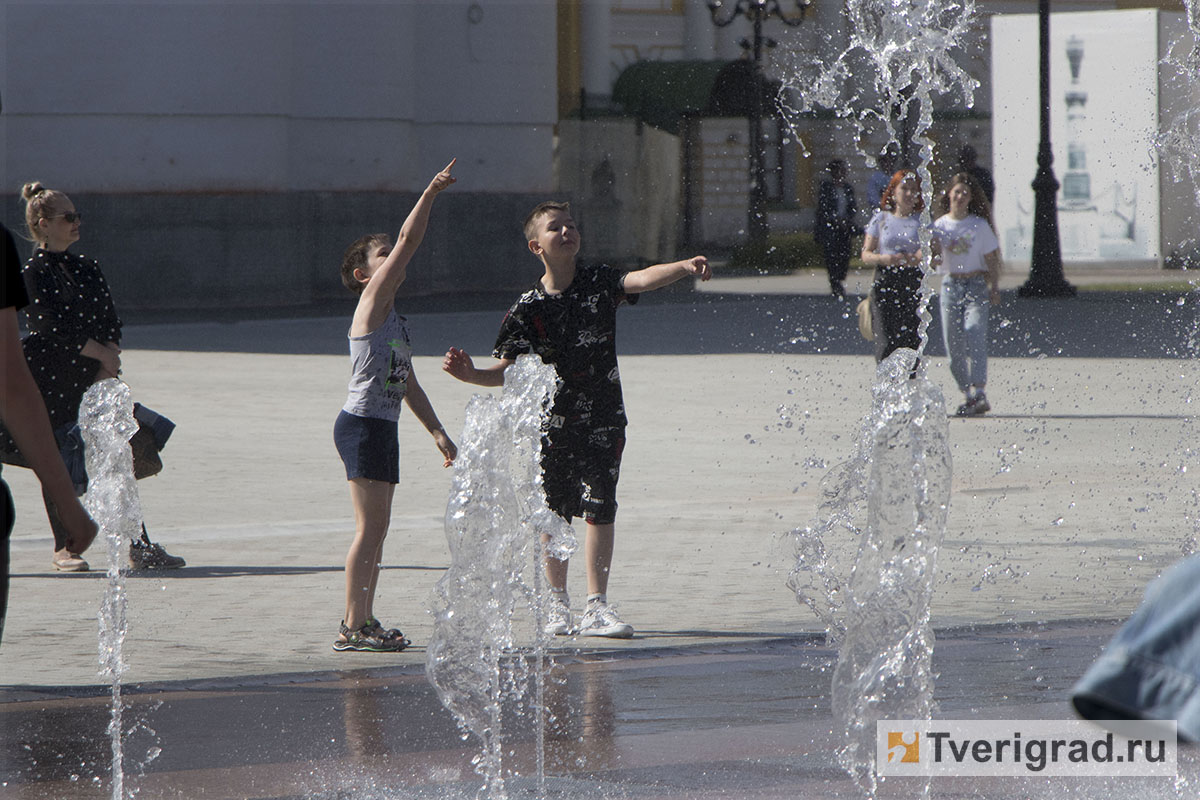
[621,256,711,294]
[442,347,512,387]
[403,366,456,467]
[361,159,457,306]
[0,307,97,553]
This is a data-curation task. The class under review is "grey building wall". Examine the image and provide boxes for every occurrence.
[1,2,559,311]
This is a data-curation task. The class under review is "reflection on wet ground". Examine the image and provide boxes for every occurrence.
[7,621,1194,799]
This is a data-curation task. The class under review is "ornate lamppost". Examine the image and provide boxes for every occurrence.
[1019,0,1076,297]
[707,0,809,246]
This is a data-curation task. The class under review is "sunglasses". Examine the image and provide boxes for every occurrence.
[48,212,82,224]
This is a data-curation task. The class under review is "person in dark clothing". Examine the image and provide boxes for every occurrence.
[5,182,184,572]
[956,145,995,205]
[1,221,97,642]
[814,159,859,298]
[443,201,711,640]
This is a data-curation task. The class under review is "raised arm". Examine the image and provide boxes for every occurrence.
[442,347,512,387]
[620,256,711,294]
[361,159,457,305]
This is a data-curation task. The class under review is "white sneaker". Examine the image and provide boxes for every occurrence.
[544,597,573,636]
[578,601,634,639]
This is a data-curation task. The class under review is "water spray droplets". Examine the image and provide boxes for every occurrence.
[427,356,572,799]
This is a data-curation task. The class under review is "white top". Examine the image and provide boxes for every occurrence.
[342,308,411,422]
[865,210,923,256]
[933,214,999,276]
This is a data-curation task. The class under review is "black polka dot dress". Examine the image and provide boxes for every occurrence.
[19,248,123,431]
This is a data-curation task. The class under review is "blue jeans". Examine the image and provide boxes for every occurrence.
[1073,555,1200,741]
[939,274,990,393]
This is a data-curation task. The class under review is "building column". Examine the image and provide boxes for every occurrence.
[580,0,613,106]
[684,2,717,60]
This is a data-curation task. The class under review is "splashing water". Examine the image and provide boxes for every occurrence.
[78,379,143,800]
[426,355,574,799]
[791,352,951,798]
[780,3,969,796]
[1157,0,1200,561]
[1158,0,1200,212]
[778,0,979,158]
[1157,0,1200,277]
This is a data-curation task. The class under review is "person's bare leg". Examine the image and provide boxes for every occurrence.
[343,478,394,633]
[543,532,569,591]
[363,504,393,623]
[585,522,614,598]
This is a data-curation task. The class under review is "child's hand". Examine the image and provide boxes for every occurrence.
[442,347,474,381]
[684,256,711,281]
[429,158,457,194]
[433,429,457,467]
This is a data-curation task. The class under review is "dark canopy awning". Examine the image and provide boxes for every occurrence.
[612,59,781,135]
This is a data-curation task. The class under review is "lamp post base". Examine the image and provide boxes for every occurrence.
[1017,276,1078,297]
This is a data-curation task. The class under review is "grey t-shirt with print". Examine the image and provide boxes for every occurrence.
[342,309,411,422]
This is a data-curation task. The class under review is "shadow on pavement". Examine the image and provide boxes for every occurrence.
[120,290,1200,360]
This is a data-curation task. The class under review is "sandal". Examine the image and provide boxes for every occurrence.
[365,616,409,646]
[332,620,408,653]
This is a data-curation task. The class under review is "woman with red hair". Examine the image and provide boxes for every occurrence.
[860,170,926,363]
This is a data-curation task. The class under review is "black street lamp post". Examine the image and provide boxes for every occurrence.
[707,0,808,247]
[1019,0,1076,297]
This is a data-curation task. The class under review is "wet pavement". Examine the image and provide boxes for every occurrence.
[2,269,1199,798]
[12,621,1199,800]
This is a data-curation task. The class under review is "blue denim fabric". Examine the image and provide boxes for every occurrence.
[1072,555,1200,741]
[939,274,990,393]
[56,424,88,495]
[132,402,176,450]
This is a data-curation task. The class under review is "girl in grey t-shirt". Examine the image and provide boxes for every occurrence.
[331,160,458,653]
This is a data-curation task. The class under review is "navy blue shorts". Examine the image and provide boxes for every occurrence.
[334,410,399,484]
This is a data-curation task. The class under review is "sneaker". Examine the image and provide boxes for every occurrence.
[52,549,89,572]
[544,597,573,636]
[955,393,991,417]
[577,601,634,639]
[333,620,408,653]
[129,535,186,570]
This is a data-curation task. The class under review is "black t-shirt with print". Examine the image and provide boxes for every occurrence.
[493,264,638,435]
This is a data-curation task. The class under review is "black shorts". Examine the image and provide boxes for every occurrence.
[334,410,399,484]
[540,424,625,525]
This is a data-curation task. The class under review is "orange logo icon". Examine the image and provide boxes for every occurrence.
[887,731,920,763]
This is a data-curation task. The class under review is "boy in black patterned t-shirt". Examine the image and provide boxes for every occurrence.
[443,201,710,638]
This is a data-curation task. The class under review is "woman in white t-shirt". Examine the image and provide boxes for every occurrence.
[861,170,926,363]
[932,172,1001,416]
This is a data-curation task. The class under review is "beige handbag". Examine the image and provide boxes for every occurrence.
[856,294,874,341]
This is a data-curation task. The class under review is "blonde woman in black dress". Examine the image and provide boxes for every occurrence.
[13,182,185,572]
